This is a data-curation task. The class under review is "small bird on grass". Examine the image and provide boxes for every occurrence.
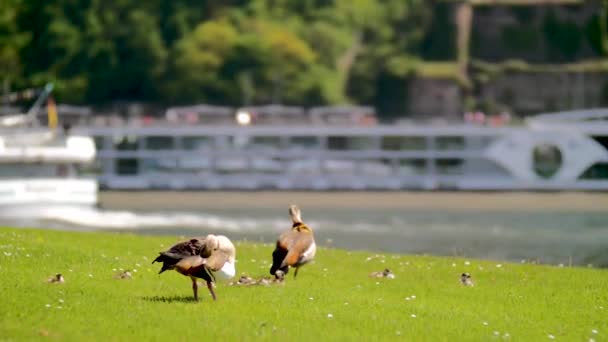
[461,272,474,286]
[369,269,395,279]
[229,275,283,286]
[47,274,65,284]
[114,270,132,280]
[270,205,316,280]
[153,234,236,301]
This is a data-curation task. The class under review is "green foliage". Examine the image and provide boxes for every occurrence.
[0,0,31,89]
[1,227,607,340]
[501,25,540,52]
[1,1,605,116]
[543,9,583,62]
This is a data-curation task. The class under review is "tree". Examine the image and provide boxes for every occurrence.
[0,0,31,95]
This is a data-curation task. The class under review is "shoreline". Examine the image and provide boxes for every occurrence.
[99,191,608,212]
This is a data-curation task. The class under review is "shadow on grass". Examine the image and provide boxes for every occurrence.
[141,295,199,304]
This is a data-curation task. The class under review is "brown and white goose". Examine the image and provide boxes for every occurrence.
[270,205,316,280]
[153,234,236,301]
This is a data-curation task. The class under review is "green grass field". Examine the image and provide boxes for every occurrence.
[1,227,606,341]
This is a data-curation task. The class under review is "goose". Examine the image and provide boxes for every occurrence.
[47,273,65,284]
[153,234,236,301]
[460,272,474,286]
[369,268,395,279]
[114,270,132,280]
[270,205,316,280]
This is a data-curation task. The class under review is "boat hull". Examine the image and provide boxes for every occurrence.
[0,179,98,207]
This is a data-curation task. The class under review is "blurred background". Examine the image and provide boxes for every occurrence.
[1,0,607,266]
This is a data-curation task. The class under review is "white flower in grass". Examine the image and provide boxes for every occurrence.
[589,339,596,342]
[496,264,503,268]
[327,313,333,319]
[503,333,510,338]
[482,322,489,326]
[88,274,93,278]
[133,269,137,273]
[548,334,555,339]
[135,263,141,267]
[396,331,401,336]
[591,329,598,334]
[405,297,411,301]
[493,331,500,336]
[309,297,314,301]
[452,263,456,267]
[58,299,64,303]
[411,295,416,299]
[57,306,62,309]
[112,268,117,272]
[45,304,51,308]
[344,302,349,305]
[464,261,471,265]
[410,314,417,318]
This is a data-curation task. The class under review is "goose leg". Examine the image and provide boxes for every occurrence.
[206,281,217,301]
[191,278,199,301]
[294,266,300,279]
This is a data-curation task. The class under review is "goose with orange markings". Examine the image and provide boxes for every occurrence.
[270,205,316,280]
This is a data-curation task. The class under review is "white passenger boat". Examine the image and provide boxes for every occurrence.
[81,105,608,191]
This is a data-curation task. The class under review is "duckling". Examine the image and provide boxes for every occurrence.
[153,234,236,301]
[233,275,256,286]
[114,270,132,280]
[369,268,395,279]
[460,272,474,286]
[47,273,65,284]
[270,205,316,280]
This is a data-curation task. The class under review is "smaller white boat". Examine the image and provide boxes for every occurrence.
[0,84,98,209]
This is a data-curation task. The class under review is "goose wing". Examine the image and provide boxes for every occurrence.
[281,233,314,267]
[152,237,206,273]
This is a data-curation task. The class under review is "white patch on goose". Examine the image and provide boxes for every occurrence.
[213,261,236,280]
[300,241,317,264]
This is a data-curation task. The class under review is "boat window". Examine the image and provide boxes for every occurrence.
[0,164,76,178]
[145,136,174,150]
[289,136,320,150]
[358,159,394,176]
[182,136,212,150]
[93,136,106,151]
[591,136,608,151]
[114,135,139,151]
[115,158,139,175]
[435,136,465,150]
[435,158,464,175]
[328,136,375,150]
[140,158,178,173]
[578,163,608,179]
[398,159,426,175]
[249,136,282,150]
[532,144,562,179]
[381,137,426,150]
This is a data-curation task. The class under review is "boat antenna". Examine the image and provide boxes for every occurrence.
[25,83,54,124]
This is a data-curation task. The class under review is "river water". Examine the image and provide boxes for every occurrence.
[2,191,607,266]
